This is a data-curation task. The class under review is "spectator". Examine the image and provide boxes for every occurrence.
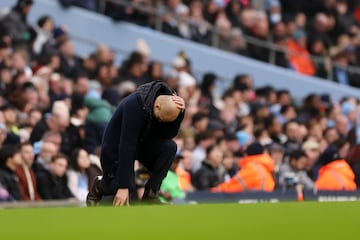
[192,144,224,190]
[246,11,271,62]
[30,101,69,143]
[330,46,350,85]
[333,138,351,160]
[225,0,242,28]
[220,150,239,182]
[69,93,87,129]
[323,127,340,145]
[0,0,33,49]
[15,141,41,201]
[118,51,149,86]
[36,153,74,200]
[191,112,209,135]
[278,150,314,190]
[278,104,297,124]
[264,114,287,144]
[30,100,81,155]
[67,148,102,201]
[341,101,357,129]
[11,48,33,79]
[2,105,19,135]
[73,73,90,97]
[302,139,321,180]
[287,29,315,76]
[267,142,285,177]
[176,149,194,192]
[188,0,212,45]
[31,15,55,55]
[335,114,350,138]
[212,142,275,192]
[315,145,357,191]
[160,153,186,203]
[272,33,290,68]
[308,36,331,79]
[32,140,58,185]
[191,130,216,173]
[57,39,82,79]
[226,28,249,57]
[198,72,220,118]
[0,145,23,200]
[147,61,163,82]
[83,93,114,154]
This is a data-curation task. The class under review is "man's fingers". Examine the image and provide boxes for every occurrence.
[113,197,129,207]
[120,199,126,206]
[113,197,120,206]
[113,197,123,207]
[171,97,185,109]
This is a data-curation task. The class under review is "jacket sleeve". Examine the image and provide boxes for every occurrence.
[299,172,315,190]
[63,177,75,199]
[212,167,255,193]
[2,13,27,43]
[37,172,53,200]
[192,170,212,190]
[115,101,145,189]
[277,164,289,189]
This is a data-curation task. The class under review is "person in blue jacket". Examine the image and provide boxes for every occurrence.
[86,81,185,206]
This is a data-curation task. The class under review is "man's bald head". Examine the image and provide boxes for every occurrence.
[153,95,180,122]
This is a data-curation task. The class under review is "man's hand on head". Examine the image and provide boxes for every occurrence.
[171,94,185,112]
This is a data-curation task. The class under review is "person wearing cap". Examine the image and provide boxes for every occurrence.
[212,142,275,193]
[86,81,185,206]
[315,145,357,191]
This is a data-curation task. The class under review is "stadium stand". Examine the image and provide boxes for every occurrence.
[0,0,360,205]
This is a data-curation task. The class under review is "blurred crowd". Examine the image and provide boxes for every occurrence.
[61,0,360,88]
[0,0,359,204]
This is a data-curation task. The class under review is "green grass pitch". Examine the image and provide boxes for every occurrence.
[1,202,359,240]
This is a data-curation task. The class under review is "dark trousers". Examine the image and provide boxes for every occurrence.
[100,139,177,195]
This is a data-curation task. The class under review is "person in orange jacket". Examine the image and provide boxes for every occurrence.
[175,149,195,192]
[211,142,275,193]
[315,145,357,191]
[287,29,315,76]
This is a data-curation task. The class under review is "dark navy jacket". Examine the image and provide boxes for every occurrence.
[100,81,184,188]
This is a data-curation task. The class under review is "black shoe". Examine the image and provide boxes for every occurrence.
[86,176,103,207]
[141,188,165,205]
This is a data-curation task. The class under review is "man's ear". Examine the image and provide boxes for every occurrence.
[154,102,160,110]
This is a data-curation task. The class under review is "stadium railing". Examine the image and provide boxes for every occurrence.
[99,0,360,82]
